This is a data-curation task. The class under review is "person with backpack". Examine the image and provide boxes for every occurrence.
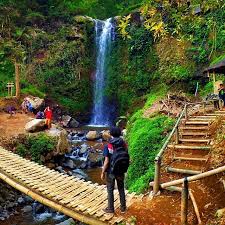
[101,127,129,214]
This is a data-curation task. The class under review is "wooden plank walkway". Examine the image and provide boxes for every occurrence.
[0,147,138,225]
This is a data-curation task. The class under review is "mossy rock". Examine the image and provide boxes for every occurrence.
[74,16,94,25]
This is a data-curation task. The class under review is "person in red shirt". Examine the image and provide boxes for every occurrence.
[44,106,53,129]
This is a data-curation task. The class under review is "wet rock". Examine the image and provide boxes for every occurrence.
[22,205,32,213]
[88,152,103,167]
[63,159,76,169]
[80,143,88,154]
[72,169,88,180]
[23,196,33,203]
[56,166,64,173]
[56,218,75,225]
[86,131,100,141]
[25,119,46,132]
[69,118,79,128]
[101,130,111,141]
[17,197,25,204]
[57,130,70,154]
[67,171,73,176]
[62,116,79,128]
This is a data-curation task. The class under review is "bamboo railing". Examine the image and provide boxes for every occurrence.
[152,100,217,195]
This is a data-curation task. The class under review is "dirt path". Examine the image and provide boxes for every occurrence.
[0,112,33,138]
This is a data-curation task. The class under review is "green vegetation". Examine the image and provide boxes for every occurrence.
[1,0,225,194]
[16,134,57,163]
[126,91,174,193]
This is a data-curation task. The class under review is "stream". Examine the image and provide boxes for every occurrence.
[0,128,107,225]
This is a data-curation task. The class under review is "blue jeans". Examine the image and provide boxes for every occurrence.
[106,173,126,211]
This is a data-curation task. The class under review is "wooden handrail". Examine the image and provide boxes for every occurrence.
[152,100,216,195]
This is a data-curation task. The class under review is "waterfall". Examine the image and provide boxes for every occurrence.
[90,18,114,126]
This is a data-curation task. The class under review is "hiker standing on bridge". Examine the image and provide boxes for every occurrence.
[44,106,53,129]
[101,127,130,214]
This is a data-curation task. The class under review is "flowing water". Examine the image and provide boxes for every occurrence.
[90,18,114,126]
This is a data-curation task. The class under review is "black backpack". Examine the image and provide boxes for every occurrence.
[110,145,130,175]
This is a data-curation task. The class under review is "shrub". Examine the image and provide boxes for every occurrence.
[16,144,27,157]
[126,115,174,193]
[16,134,57,163]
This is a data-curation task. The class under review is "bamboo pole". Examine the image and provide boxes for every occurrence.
[153,156,161,195]
[185,104,188,120]
[181,178,188,225]
[189,190,202,224]
[0,170,107,225]
[175,127,179,144]
[164,187,202,224]
[160,165,225,189]
[15,62,20,98]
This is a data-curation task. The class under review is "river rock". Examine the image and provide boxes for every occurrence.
[57,130,70,154]
[25,119,46,132]
[101,130,111,141]
[69,118,79,128]
[17,197,25,204]
[26,96,44,110]
[22,205,32,213]
[80,143,88,154]
[62,115,79,128]
[88,152,103,167]
[72,169,88,180]
[56,218,75,225]
[63,159,76,169]
[86,131,100,140]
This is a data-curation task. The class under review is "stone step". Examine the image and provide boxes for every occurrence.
[205,114,225,117]
[168,145,210,150]
[179,139,211,143]
[183,117,216,122]
[166,167,202,175]
[215,111,225,114]
[179,126,209,130]
[185,121,210,125]
[173,156,208,162]
[191,116,217,119]
[181,132,209,136]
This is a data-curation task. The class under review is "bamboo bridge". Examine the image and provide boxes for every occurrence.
[0,147,138,225]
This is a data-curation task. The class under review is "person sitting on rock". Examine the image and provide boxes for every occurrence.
[21,99,28,113]
[36,111,44,119]
[7,106,16,117]
[44,106,53,129]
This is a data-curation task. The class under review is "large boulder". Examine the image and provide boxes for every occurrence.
[101,130,111,141]
[25,119,46,132]
[86,131,100,141]
[61,115,79,128]
[56,130,70,154]
[26,96,44,110]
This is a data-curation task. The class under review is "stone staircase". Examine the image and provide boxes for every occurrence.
[163,110,225,179]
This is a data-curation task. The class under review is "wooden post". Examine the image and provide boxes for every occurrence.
[213,71,216,94]
[153,156,161,195]
[203,102,206,114]
[185,104,188,120]
[175,127,179,144]
[181,177,188,225]
[15,62,20,98]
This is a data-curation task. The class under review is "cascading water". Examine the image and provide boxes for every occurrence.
[90,18,114,126]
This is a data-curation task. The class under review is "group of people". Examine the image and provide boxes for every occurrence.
[35,106,53,129]
[21,98,33,114]
[21,98,53,129]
